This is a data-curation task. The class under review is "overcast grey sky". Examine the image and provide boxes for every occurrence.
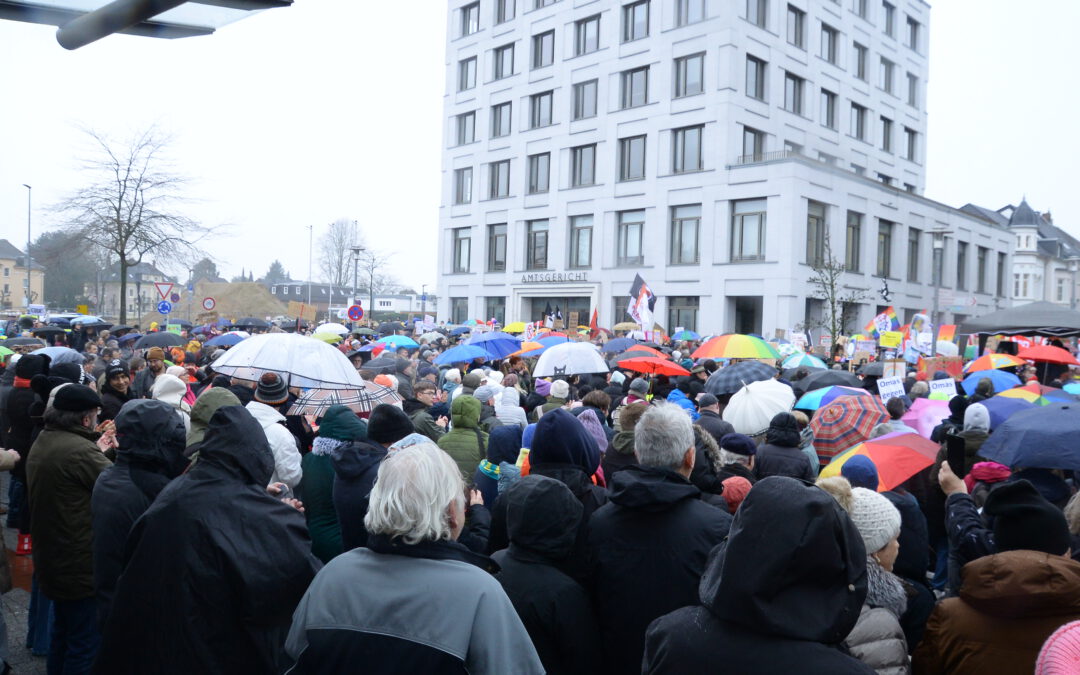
[0,0,1077,292]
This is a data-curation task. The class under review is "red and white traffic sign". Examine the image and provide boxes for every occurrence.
[154,282,174,300]
[202,297,216,311]
[348,304,364,321]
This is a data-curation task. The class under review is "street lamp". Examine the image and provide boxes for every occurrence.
[421,283,427,316]
[930,230,948,357]
[21,184,31,309]
[350,244,364,310]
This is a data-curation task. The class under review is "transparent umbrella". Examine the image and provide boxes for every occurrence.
[721,379,795,436]
[211,333,364,389]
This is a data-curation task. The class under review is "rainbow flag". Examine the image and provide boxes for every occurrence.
[938,324,956,342]
[864,307,900,338]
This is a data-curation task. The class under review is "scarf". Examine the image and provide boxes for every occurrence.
[13,377,31,389]
[311,436,348,458]
[865,555,908,619]
[478,459,500,480]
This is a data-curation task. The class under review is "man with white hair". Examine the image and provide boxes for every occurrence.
[285,442,543,674]
[587,402,732,675]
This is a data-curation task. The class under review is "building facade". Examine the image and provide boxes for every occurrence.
[437,0,1012,336]
[0,240,44,309]
[84,261,171,319]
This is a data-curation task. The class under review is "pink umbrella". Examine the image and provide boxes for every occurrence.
[901,398,950,439]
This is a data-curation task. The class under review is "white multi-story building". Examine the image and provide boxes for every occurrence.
[437,0,1012,336]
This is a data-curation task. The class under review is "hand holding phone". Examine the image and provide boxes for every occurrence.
[945,433,968,480]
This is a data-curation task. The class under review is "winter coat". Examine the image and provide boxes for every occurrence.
[26,420,111,601]
[6,380,37,481]
[245,400,303,488]
[690,424,726,495]
[846,605,911,675]
[407,406,445,443]
[884,490,929,585]
[493,476,602,675]
[541,395,568,415]
[696,409,733,446]
[944,492,996,595]
[91,400,188,628]
[589,465,733,675]
[130,366,158,400]
[602,429,637,480]
[285,534,543,675]
[643,477,874,675]
[438,395,489,479]
[495,387,529,428]
[95,405,322,675]
[99,381,133,422]
[754,442,816,482]
[0,365,17,447]
[478,402,505,433]
[913,550,1080,674]
[331,437,387,551]
[185,387,241,456]
[150,373,192,432]
[474,425,523,509]
[301,445,342,564]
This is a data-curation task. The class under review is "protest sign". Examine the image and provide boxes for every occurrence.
[929,378,958,398]
[877,376,906,401]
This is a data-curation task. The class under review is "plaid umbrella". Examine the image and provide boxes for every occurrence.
[810,394,891,463]
[704,360,776,395]
[287,382,402,415]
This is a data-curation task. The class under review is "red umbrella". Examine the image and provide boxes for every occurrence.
[809,395,890,464]
[1018,344,1080,366]
[618,357,690,376]
[820,431,938,491]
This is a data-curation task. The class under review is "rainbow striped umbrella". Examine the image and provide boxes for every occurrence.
[671,330,701,341]
[819,432,938,491]
[794,385,870,411]
[809,395,891,463]
[692,334,781,360]
[782,352,828,370]
[963,352,1026,373]
[996,383,1074,406]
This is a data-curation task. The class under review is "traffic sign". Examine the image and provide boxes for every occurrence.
[157,300,173,315]
[202,297,216,311]
[348,305,364,321]
[170,293,180,303]
[154,282,174,300]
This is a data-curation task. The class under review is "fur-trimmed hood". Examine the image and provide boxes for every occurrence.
[694,424,724,475]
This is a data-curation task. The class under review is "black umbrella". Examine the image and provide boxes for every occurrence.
[32,326,66,337]
[704,361,777,395]
[857,362,885,377]
[170,319,193,329]
[236,317,270,328]
[792,369,863,396]
[378,321,405,335]
[109,324,134,335]
[364,355,399,374]
[133,332,185,349]
[47,317,72,327]
[5,337,45,347]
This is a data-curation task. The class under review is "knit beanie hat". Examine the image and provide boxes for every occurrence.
[964,402,990,432]
[721,476,752,514]
[105,359,129,380]
[146,347,166,361]
[15,353,49,379]
[534,379,551,397]
[550,380,570,399]
[473,385,499,404]
[849,487,902,554]
[254,372,289,406]
[984,479,1071,555]
[462,372,482,390]
[1037,620,1080,675]
[841,455,880,491]
[609,371,626,385]
[719,432,757,456]
[318,404,367,442]
[367,403,415,446]
[52,384,103,413]
[629,378,649,395]
[948,394,969,419]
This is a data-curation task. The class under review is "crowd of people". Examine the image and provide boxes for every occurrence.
[0,318,1079,674]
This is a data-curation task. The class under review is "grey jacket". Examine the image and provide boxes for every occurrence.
[845,605,911,675]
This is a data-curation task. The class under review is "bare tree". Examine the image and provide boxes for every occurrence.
[797,234,868,353]
[55,126,208,323]
[318,219,357,287]
[357,248,395,321]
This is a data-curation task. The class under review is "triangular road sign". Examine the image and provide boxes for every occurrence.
[154,282,174,301]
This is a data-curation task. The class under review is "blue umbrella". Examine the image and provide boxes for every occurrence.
[979,396,1037,430]
[31,346,83,365]
[117,333,143,344]
[671,330,701,341]
[450,326,471,336]
[467,331,522,359]
[961,369,1021,396]
[1066,383,1080,396]
[205,333,245,347]
[435,344,488,365]
[602,337,638,353]
[782,352,828,370]
[377,335,420,349]
[979,402,1080,470]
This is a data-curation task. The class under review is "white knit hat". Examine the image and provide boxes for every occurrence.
[550,380,570,399]
[849,487,902,554]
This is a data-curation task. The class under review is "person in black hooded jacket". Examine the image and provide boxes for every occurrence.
[754,411,816,482]
[94,405,321,675]
[587,403,732,675]
[91,399,188,628]
[494,475,602,675]
[643,476,874,674]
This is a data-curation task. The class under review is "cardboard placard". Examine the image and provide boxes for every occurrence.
[919,355,963,379]
[877,376,906,402]
[850,351,874,370]
[287,301,317,322]
[569,312,579,330]
[166,324,182,335]
[929,378,958,398]
[883,360,906,379]
[879,331,902,348]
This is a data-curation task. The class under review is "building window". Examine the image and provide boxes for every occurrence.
[622,0,650,42]
[977,246,989,293]
[453,167,472,204]
[675,0,705,26]
[1058,278,1068,303]
[853,42,867,80]
[879,57,894,94]
[907,227,920,281]
[619,135,646,180]
[527,152,550,194]
[572,79,598,120]
[821,23,838,63]
[674,53,704,98]
[1014,273,1030,299]
[668,296,700,332]
[907,72,918,107]
[452,228,471,273]
[783,72,804,115]
[620,66,649,109]
[846,210,862,272]
[853,0,867,19]
[570,144,596,187]
[488,223,507,271]
[742,125,765,160]
[670,204,701,265]
[531,30,555,69]
[850,102,867,140]
[461,2,480,36]
[495,0,515,24]
[617,210,645,265]
[997,252,1006,297]
[876,220,893,277]
[526,220,549,270]
[821,89,837,129]
[493,43,514,80]
[880,116,893,152]
[806,200,826,266]
[882,1,895,36]
[484,296,506,325]
[271,286,277,295]
[569,215,593,268]
[746,55,766,100]
[575,14,600,55]
[672,125,703,173]
[877,172,893,186]
[535,0,556,7]
[905,15,920,50]
[489,159,510,198]
[746,0,767,28]
[491,101,512,137]
[904,183,916,194]
[956,241,968,290]
[903,127,917,161]
[613,296,630,325]
[451,297,469,324]
[458,57,477,91]
[529,90,553,128]
[732,198,766,261]
[455,111,476,145]
[786,4,804,48]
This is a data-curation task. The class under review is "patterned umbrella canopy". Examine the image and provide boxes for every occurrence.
[810,394,891,462]
[963,352,1026,373]
[287,381,402,415]
[671,330,701,341]
[704,360,776,395]
[996,383,1075,406]
[782,352,828,370]
[819,432,938,491]
[794,385,870,411]
[692,334,781,360]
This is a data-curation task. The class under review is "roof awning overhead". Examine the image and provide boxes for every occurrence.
[959,301,1080,338]
[0,0,291,49]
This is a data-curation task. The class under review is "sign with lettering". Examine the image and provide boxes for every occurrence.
[520,271,589,284]
[568,311,579,330]
[877,376,906,402]
[929,378,958,398]
[879,331,902,348]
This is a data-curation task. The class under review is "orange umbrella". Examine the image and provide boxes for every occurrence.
[819,432,937,491]
[508,341,543,357]
[1018,344,1080,366]
[617,345,665,358]
[963,352,1026,373]
[619,357,690,376]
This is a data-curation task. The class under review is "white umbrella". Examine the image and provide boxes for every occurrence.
[314,322,350,336]
[210,333,364,389]
[722,378,796,437]
[935,340,959,357]
[533,342,609,377]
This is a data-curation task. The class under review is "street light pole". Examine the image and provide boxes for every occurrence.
[350,245,363,317]
[931,231,946,358]
[421,283,427,316]
[307,225,314,308]
[21,184,31,309]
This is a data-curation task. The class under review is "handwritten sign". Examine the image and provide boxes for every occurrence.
[929,378,958,398]
[877,376,906,402]
[879,331,902,348]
